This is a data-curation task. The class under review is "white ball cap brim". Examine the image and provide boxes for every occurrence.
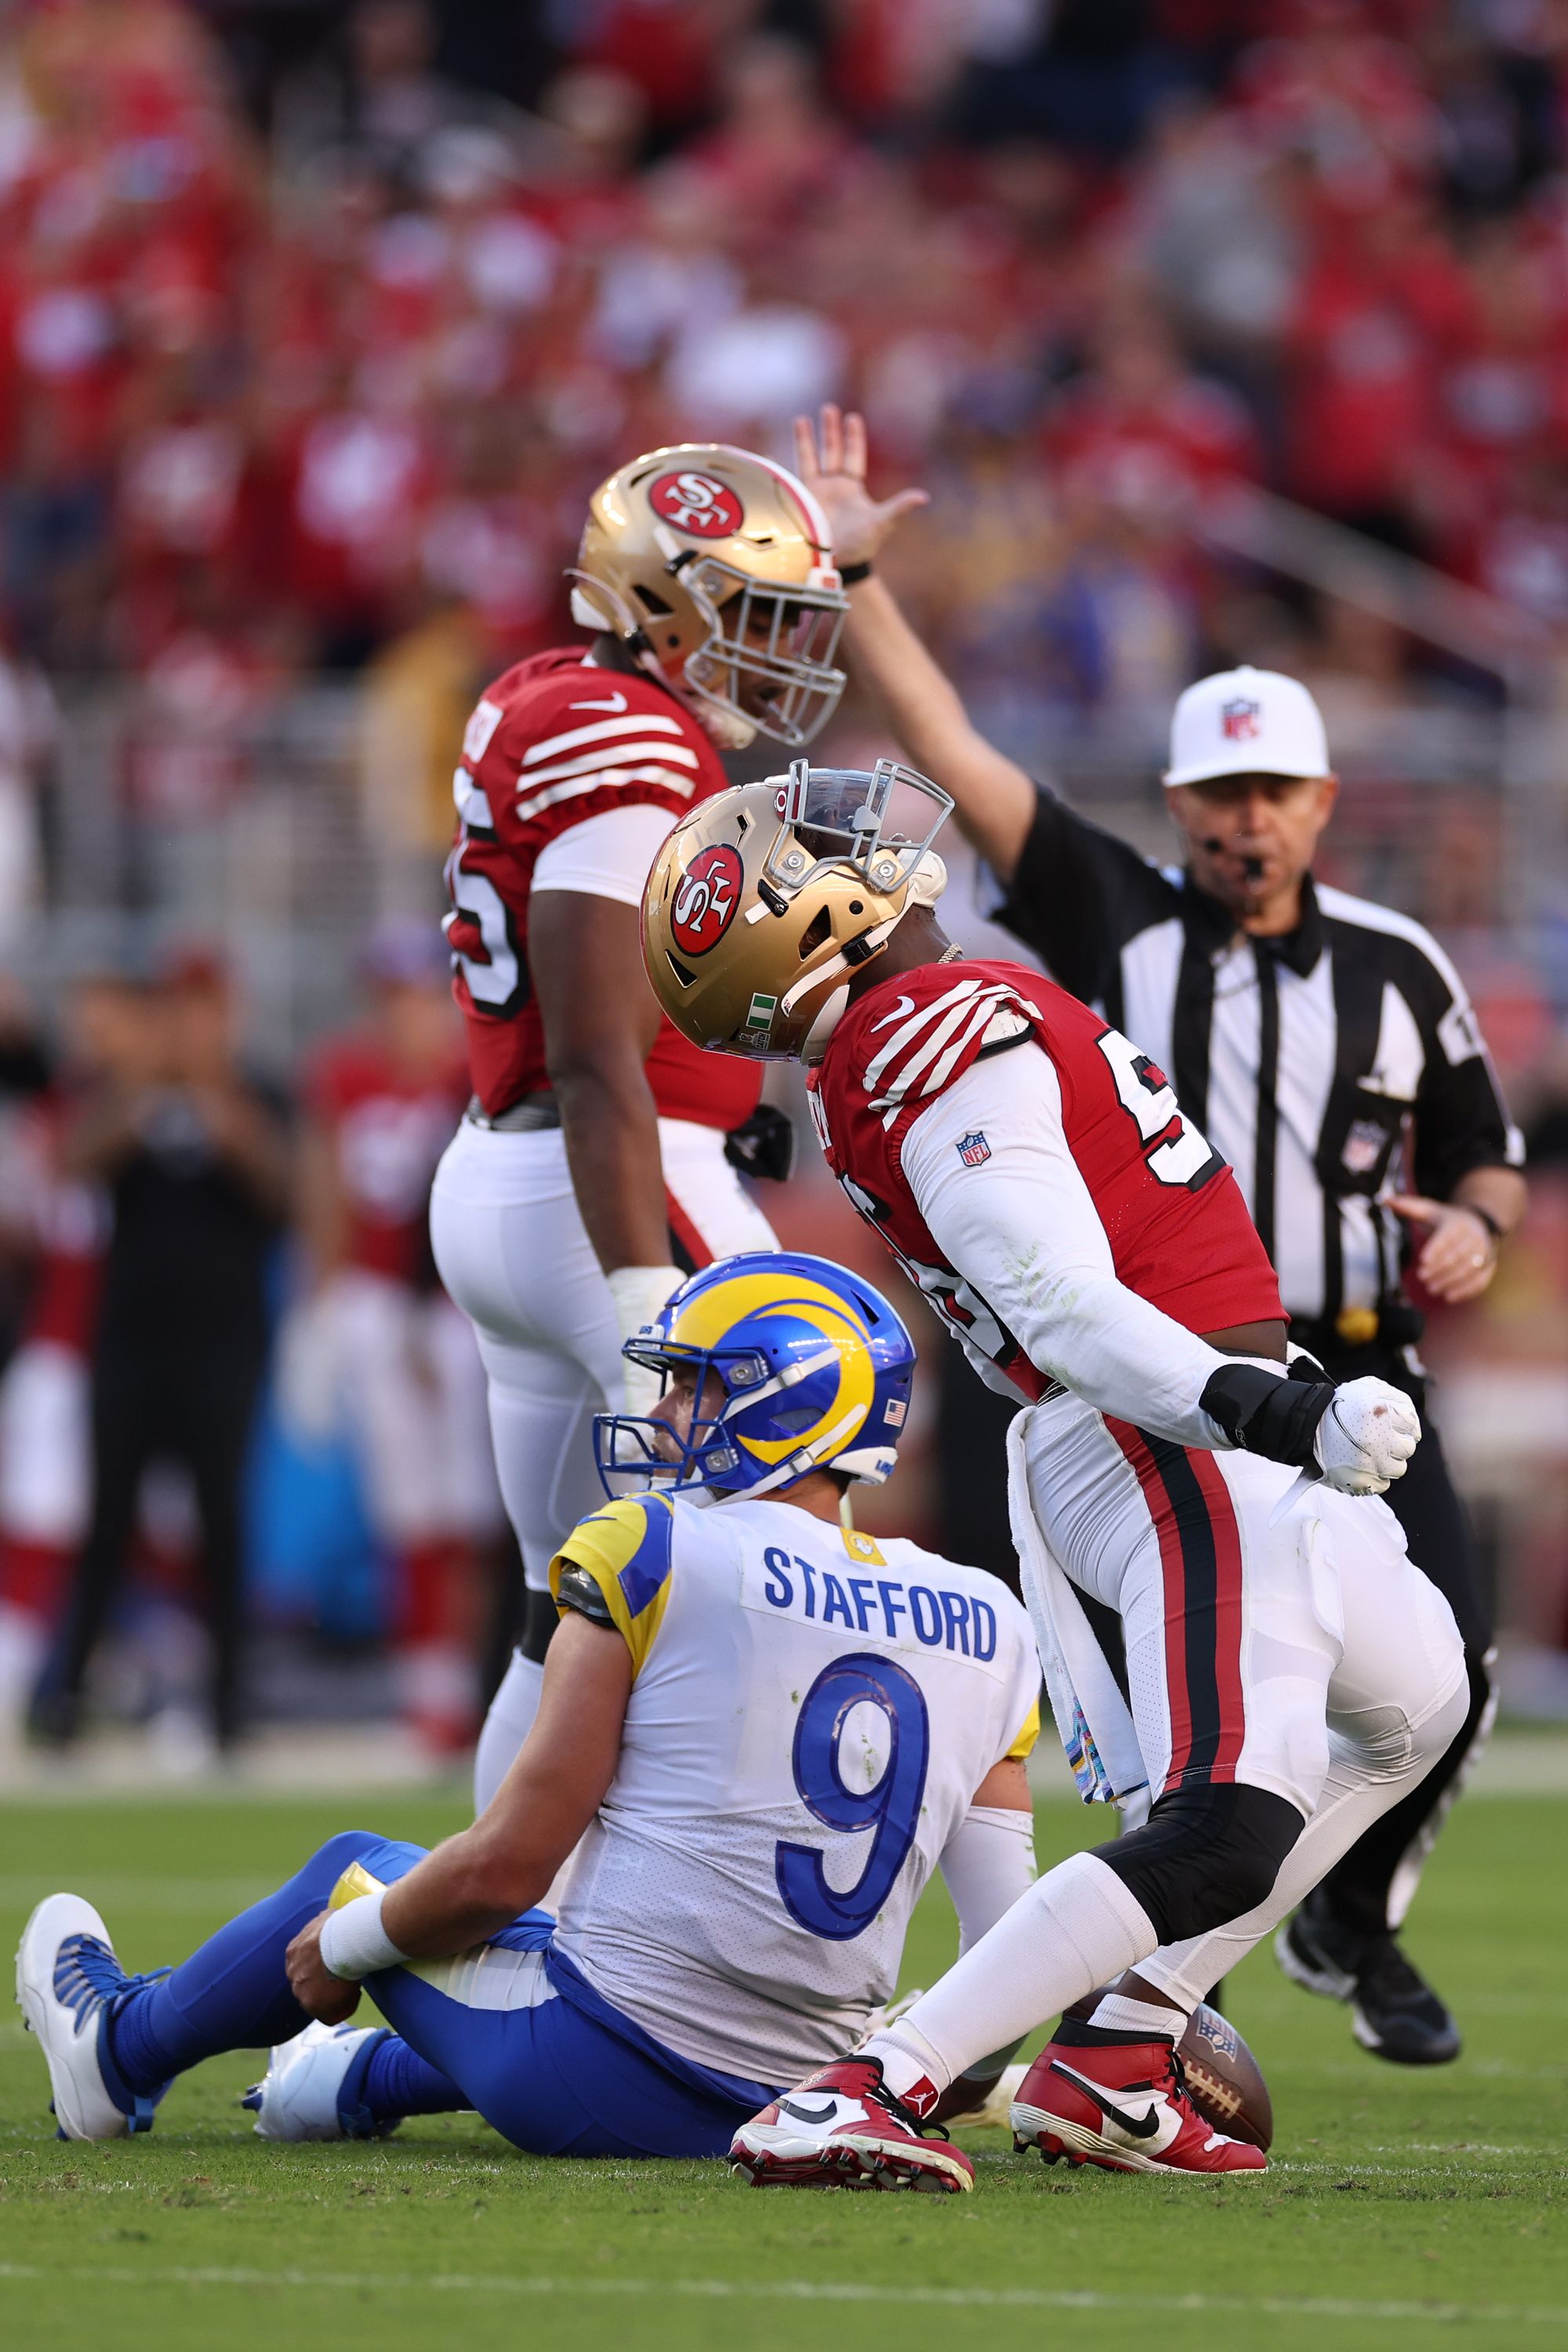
[1163,664,1330,787]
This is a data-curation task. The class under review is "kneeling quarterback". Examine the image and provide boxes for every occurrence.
[641,763,1468,2187]
[17,1255,1039,2172]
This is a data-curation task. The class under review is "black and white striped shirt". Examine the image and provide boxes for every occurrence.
[992,790,1524,1330]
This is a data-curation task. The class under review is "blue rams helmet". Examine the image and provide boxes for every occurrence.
[593,1250,915,1501]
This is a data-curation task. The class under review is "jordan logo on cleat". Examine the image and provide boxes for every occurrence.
[1047,2060,1163,2139]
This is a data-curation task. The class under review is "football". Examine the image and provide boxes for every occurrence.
[1179,2002,1274,2151]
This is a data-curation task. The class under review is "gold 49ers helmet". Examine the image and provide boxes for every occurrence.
[569,444,848,750]
[643,759,953,1063]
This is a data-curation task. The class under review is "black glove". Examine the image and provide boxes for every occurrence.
[724,1103,797,1183]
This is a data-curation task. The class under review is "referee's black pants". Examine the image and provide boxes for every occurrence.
[1308,1347,1495,1940]
[43,1338,265,1746]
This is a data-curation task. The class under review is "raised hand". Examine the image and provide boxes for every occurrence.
[793,405,928,571]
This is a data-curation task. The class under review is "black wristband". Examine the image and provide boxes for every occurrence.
[1461,1202,1504,1244]
[1199,1362,1334,1472]
[838,560,873,586]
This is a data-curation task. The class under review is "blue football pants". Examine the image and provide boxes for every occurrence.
[108,1831,765,2158]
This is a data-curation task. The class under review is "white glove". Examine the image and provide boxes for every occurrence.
[1312,1377,1421,1496]
[604,1263,683,1418]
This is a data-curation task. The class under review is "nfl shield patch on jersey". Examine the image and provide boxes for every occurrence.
[956,1131,991,1167]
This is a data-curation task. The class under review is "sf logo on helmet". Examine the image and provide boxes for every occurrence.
[650,470,744,537]
[671,843,744,954]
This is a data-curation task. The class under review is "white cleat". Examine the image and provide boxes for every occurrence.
[243,2020,391,2141]
[15,1893,165,2140]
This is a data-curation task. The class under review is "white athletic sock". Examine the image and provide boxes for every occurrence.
[1087,1991,1189,2041]
[866,1853,1158,2096]
[473,1650,544,1814]
[861,2020,950,2107]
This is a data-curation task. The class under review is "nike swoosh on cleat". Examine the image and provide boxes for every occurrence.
[1047,2060,1163,2140]
[776,2096,843,2126]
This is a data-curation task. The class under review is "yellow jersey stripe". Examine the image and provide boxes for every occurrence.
[550,1494,675,1679]
[1007,1694,1042,1763]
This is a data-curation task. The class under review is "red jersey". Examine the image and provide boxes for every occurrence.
[809,959,1281,1403]
[445,647,761,1130]
[305,1033,466,1283]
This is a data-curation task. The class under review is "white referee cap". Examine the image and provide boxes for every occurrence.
[1163,664,1331,788]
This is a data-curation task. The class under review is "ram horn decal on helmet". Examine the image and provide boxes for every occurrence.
[570,444,849,751]
[642,759,953,1064]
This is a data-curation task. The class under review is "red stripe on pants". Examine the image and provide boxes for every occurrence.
[663,1189,713,1272]
[1106,1417,1194,1791]
[1186,1446,1246,1783]
[1106,1418,1247,1794]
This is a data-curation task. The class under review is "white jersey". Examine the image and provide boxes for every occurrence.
[546,1490,1040,2086]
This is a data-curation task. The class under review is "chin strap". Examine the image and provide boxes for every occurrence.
[783,914,906,1074]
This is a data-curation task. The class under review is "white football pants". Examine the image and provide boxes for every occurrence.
[1025,1389,1468,2013]
[430,1116,777,1808]
[1020,1390,1466,1823]
[868,1401,1470,2086]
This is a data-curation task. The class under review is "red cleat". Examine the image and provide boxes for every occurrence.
[729,2057,974,2194]
[1010,2035,1269,2177]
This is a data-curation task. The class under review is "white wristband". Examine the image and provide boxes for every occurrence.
[318,1891,409,1981]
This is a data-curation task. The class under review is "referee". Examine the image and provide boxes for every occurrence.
[796,406,1527,2067]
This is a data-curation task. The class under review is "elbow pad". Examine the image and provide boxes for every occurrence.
[1199,1359,1333,1470]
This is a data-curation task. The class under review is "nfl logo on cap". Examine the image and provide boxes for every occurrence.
[1164,665,1330,788]
[956,1131,991,1167]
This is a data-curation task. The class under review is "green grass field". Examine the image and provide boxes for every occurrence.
[2,1788,1564,2352]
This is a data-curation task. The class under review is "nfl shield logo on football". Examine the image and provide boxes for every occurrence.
[956,1131,991,1167]
[1221,696,1261,742]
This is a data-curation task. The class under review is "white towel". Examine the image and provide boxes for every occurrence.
[1005,1408,1149,1809]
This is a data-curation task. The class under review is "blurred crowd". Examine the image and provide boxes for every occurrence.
[4,0,1568,718]
[0,0,1566,1755]
[0,926,510,1763]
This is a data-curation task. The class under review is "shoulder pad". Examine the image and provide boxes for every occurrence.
[549,1494,676,1678]
[854,969,1044,1120]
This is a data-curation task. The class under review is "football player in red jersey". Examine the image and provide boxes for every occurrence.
[641,764,1469,2187]
[290,923,501,1752]
[430,444,848,1803]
